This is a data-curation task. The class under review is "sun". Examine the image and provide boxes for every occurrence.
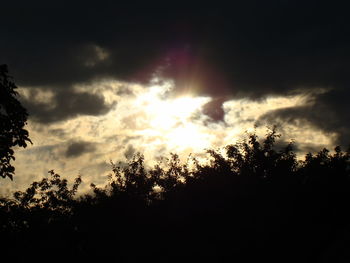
[135,85,212,151]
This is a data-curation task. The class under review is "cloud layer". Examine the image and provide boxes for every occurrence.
[1,1,350,193]
[1,1,349,143]
[0,80,335,195]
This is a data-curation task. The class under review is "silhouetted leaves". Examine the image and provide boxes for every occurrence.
[0,65,31,180]
[1,129,350,262]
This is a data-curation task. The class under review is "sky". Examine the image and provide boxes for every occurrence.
[1,1,350,194]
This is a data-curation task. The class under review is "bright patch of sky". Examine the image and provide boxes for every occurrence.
[0,79,336,196]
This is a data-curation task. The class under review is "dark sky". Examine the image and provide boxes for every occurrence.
[2,1,350,145]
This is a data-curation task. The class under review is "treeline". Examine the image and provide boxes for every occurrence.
[1,129,350,262]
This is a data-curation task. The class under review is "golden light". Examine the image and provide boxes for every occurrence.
[166,124,210,150]
[135,85,212,151]
[9,80,338,196]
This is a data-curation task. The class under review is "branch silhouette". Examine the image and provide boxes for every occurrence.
[0,65,31,180]
[0,68,349,261]
[0,128,349,262]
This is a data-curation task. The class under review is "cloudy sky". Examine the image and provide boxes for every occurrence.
[1,1,350,194]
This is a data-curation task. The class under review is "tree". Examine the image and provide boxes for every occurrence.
[0,65,31,180]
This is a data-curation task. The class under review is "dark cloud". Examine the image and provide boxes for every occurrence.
[2,1,348,93]
[258,89,350,146]
[65,141,96,158]
[202,98,226,122]
[124,144,136,160]
[22,89,113,123]
[2,1,350,142]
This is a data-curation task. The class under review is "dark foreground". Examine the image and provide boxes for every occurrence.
[1,132,350,262]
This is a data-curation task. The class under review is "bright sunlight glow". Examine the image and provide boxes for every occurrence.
[135,85,212,151]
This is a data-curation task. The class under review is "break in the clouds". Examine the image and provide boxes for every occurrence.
[0,79,335,195]
[1,1,350,143]
[1,1,350,193]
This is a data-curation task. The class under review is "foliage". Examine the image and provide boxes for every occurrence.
[0,170,81,232]
[0,65,31,180]
[1,128,350,262]
[12,170,81,212]
[225,128,297,177]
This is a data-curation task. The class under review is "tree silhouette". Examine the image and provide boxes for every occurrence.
[0,128,350,262]
[0,65,31,180]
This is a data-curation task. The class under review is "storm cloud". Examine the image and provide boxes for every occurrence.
[1,1,350,141]
[259,89,350,146]
[21,89,113,123]
[2,1,348,91]
[65,140,97,158]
